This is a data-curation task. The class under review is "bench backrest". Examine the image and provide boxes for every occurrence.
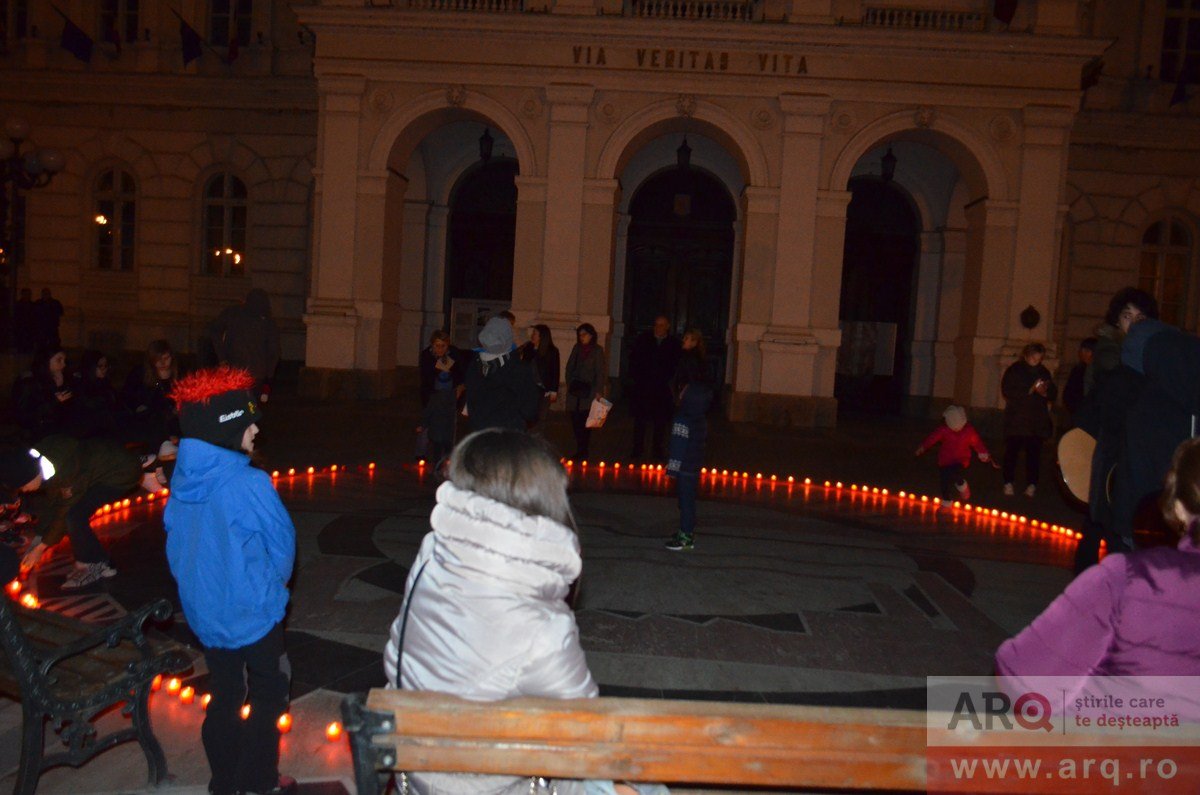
[347,689,928,791]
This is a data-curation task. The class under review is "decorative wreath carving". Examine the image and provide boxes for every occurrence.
[446,85,467,108]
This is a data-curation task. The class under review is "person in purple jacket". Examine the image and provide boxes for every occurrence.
[996,437,1200,690]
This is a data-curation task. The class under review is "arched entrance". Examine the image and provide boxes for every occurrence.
[835,176,921,414]
[444,158,518,346]
[623,165,736,389]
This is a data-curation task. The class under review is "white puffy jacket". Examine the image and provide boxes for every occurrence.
[383,481,597,794]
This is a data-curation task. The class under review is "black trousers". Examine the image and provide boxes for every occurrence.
[202,622,290,795]
[570,410,591,459]
[938,464,967,500]
[632,415,668,460]
[1002,435,1043,487]
[66,483,127,564]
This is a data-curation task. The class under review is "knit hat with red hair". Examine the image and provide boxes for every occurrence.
[171,367,261,451]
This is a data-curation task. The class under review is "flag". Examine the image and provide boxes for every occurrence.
[177,14,203,65]
[55,6,93,62]
[994,0,1017,25]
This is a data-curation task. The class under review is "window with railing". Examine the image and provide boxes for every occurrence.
[99,0,139,46]
[203,173,248,277]
[94,168,136,272]
[210,0,251,46]
[862,6,984,31]
[627,0,757,21]
[1162,0,1200,84]
[1139,216,1194,327]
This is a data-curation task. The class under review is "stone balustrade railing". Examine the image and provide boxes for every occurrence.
[626,0,759,21]
[405,0,526,11]
[862,6,986,31]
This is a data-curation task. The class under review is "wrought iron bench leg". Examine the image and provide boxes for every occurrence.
[130,682,168,785]
[16,704,45,795]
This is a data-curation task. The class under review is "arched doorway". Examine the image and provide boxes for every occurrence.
[444,158,518,347]
[835,176,921,414]
[623,165,735,390]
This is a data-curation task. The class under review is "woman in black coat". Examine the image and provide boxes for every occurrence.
[521,324,560,426]
[12,346,73,442]
[1000,342,1057,497]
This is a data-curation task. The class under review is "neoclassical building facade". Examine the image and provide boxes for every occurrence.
[2,0,1198,425]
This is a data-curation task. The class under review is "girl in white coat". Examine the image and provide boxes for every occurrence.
[384,429,665,795]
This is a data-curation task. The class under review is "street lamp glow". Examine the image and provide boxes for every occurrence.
[94,214,108,225]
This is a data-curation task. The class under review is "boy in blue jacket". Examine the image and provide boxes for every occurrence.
[164,367,295,795]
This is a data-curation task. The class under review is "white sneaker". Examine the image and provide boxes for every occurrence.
[62,561,117,590]
[1024,484,1037,498]
[955,480,971,501]
[1003,483,1015,496]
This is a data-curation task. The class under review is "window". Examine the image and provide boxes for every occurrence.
[99,0,139,45]
[209,0,251,47]
[203,173,248,276]
[94,169,136,271]
[1162,0,1200,83]
[1,0,30,43]
[1139,216,1193,326]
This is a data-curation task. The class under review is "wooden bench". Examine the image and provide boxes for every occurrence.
[342,689,929,793]
[0,596,191,795]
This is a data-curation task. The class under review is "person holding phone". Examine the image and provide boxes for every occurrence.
[1000,342,1057,497]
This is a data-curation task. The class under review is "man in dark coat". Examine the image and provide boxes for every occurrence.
[32,288,63,351]
[13,288,34,354]
[628,315,681,462]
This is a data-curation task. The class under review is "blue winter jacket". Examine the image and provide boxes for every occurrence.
[164,438,295,649]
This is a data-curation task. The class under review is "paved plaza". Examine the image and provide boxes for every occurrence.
[0,397,1089,793]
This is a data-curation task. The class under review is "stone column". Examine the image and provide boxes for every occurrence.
[1010,106,1074,343]
[302,76,367,397]
[422,205,449,343]
[580,178,619,365]
[396,195,430,366]
[728,187,777,421]
[538,85,596,327]
[349,169,399,390]
[610,212,632,368]
[511,176,547,322]
[907,230,945,406]
[933,226,967,399]
[955,199,1018,409]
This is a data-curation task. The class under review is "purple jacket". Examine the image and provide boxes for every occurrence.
[996,537,1200,693]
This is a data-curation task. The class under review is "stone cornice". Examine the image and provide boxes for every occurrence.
[296,6,1110,66]
[0,70,317,111]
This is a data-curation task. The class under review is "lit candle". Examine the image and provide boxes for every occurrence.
[151,675,163,692]
[277,713,292,734]
[241,704,251,720]
[180,686,195,704]
[326,721,342,741]
[167,677,181,694]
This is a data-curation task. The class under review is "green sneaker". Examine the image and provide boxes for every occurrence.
[664,533,693,551]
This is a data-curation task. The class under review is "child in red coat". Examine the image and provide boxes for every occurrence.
[916,405,992,502]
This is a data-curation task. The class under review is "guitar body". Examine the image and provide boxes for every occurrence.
[1057,427,1097,504]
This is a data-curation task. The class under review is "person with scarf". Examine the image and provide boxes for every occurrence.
[464,316,542,433]
[564,323,607,460]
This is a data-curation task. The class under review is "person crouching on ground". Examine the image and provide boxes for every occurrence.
[384,429,666,795]
[4,435,143,588]
[164,367,296,795]
[915,405,991,503]
[665,329,712,552]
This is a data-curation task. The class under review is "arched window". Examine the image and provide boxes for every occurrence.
[1139,216,1194,326]
[1161,0,1200,84]
[94,168,136,271]
[203,173,248,276]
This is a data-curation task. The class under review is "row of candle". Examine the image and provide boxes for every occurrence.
[148,674,342,740]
